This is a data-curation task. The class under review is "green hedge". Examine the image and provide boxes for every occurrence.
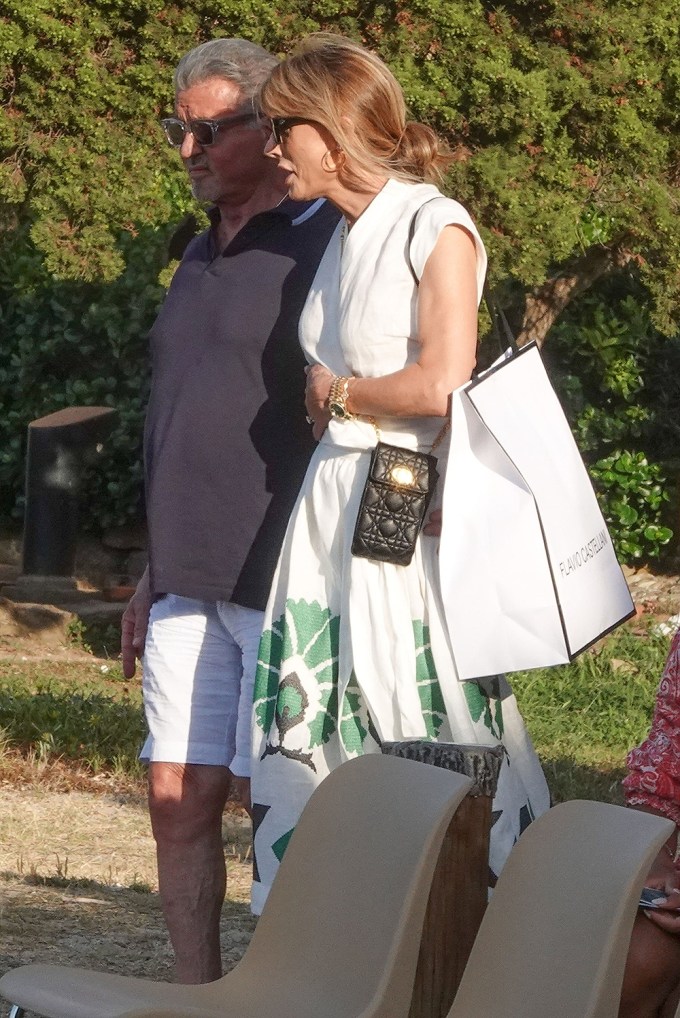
[0,223,175,529]
[545,275,678,560]
[1,0,679,543]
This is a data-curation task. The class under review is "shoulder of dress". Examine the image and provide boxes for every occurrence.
[409,193,481,241]
[387,183,462,228]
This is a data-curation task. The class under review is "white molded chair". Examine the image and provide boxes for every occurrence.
[447,799,673,1018]
[0,753,473,1018]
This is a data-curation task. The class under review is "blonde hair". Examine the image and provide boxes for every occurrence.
[259,34,450,189]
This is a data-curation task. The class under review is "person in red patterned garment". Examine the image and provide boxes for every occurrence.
[620,628,680,1017]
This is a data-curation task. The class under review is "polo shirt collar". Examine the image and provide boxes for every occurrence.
[207,197,325,228]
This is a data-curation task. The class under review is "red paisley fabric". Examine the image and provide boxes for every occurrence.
[624,628,680,826]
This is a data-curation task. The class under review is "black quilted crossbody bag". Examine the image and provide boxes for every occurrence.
[350,438,441,566]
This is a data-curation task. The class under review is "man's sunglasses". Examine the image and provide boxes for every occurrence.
[270,117,316,146]
[160,112,257,148]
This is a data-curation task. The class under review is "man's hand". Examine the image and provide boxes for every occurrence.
[230,776,252,816]
[305,364,333,441]
[121,567,152,679]
[423,508,442,537]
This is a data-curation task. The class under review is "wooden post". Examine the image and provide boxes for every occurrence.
[381,742,503,1018]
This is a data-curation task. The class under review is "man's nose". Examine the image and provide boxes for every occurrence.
[264,132,280,158]
[180,129,202,159]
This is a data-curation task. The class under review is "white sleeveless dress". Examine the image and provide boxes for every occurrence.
[250,178,550,914]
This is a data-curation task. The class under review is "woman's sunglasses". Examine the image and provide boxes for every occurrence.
[270,117,316,146]
[161,112,256,148]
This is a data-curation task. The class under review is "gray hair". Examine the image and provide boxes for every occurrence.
[174,38,278,105]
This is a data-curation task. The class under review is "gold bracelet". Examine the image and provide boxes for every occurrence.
[328,375,355,421]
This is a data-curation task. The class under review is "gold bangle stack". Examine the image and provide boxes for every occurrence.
[327,376,355,421]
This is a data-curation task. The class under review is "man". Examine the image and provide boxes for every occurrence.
[121,37,339,984]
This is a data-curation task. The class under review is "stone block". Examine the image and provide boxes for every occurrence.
[0,596,73,645]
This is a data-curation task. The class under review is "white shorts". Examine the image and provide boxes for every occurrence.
[140,594,264,776]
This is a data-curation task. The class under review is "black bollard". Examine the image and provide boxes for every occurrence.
[21,406,118,581]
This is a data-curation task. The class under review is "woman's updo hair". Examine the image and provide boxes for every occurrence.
[259,33,450,189]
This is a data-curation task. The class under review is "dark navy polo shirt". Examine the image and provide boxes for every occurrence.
[144,197,340,609]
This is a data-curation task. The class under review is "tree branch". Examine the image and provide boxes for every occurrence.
[517,242,635,347]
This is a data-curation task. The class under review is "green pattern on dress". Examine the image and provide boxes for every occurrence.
[254,621,284,735]
[338,673,369,753]
[254,599,339,737]
[271,829,294,863]
[255,601,448,759]
[463,680,505,739]
[412,620,447,738]
[254,599,371,762]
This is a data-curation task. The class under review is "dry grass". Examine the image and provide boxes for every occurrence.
[0,786,255,1014]
[0,640,255,1009]
[0,750,143,795]
[1,877,256,1017]
[1,786,161,889]
[1,594,678,1012]
[0,786,252,893]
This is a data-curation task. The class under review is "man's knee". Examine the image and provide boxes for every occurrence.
[148,762,231,843]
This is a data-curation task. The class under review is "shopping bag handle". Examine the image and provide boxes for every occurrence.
[484,290,520,356]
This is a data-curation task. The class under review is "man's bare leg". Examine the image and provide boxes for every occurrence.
[149,761,232,983]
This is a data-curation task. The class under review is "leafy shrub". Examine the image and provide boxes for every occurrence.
[546,279,676,561]
[2,0,679,537]
[0,223,178,529]
[591,452,672,561]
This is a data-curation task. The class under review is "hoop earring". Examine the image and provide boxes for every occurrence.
[321,148,343,173]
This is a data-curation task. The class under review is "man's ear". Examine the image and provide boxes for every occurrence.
[256,115,273,141]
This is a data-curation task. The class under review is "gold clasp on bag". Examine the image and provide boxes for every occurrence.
[390,464,416,487]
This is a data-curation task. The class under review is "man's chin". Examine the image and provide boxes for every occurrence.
[189,179,216,202]
[190,186,209,202]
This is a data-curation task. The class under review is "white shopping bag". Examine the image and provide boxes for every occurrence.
[439,342,635,679]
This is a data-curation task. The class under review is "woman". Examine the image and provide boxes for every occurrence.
[249,33,550,914]
[621,628,680,1017]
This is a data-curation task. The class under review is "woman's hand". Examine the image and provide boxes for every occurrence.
[642,849,680,934]
[423,508,442,537]
[305,364,333,440]
[644,884,680,935]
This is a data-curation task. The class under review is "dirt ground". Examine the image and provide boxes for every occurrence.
[0,784,255,1016]
[0,562,679,1016]
[0,680,256,1017]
